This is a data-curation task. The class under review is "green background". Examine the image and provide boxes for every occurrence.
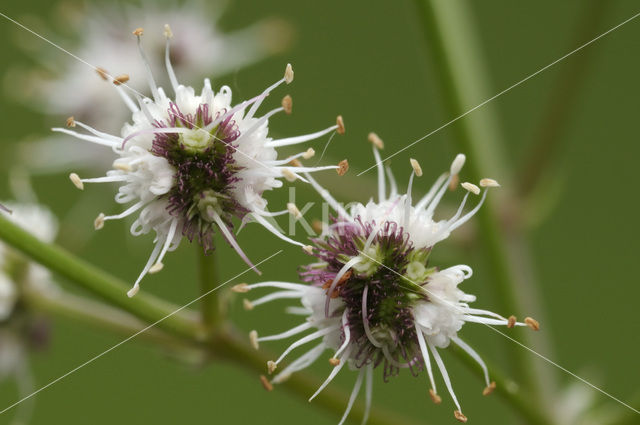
[1,0,639,424]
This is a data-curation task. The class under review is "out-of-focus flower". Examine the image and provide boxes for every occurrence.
[58,28,344,297]
[240,140,539,424]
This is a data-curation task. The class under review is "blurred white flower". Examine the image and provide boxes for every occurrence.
[241,144,538,424]
[58,29,344,297]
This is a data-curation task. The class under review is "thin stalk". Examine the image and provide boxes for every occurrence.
[518,0,609,197]
[197,246,222,332]
[214,327,423,425]
[412,0,539,396]
[0,214,202,340]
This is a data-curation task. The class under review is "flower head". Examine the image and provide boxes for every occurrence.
[242,139,538,423]
[56,29,343,297]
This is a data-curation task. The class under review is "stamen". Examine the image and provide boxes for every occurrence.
[367,132,384,149]
[284,63,294,84]
[132,27,144,36]
[480,178,500,187]
[259,375,273,392]
[483,381,496,396]
[336,116,345,135]
[415,323,438,395]
[69,173,84,190]
[309,346,352,401]
[429,389,442,404]
[267,126,338,147]
[232,283,250,293]
[275,325,339,365]
[362,364,373,425]
[524,317,540,331]
[302,172,350,218]
[267,360,277,374]
[452,336,490,387]
[148,262,163,274]
[95,67,109,81]
[164,24,179,93]
[507,315,517,328]
[312,220,323,234]
[450,153,466,175]
[282,168,297,182]
[461,182,480,195]
[66,116,76,127]
[337,159,349,176]
[338,368,364,425]
[454,410,468,423]
[258,322,312,343]
[287,203,302,219]
[303,148,315,159]
[112,74,130,86]
[243,299,254,310]
[325,258,361,316]
[428,341,463,414]
[329,358,340,366]
[282,95,292,114]
[94,213,105,230]
[410,158,423,177]
[302,245,314,254]
[134,28,159,100]
[449,173,459,191]
[372,146,386,202]
[362,285,383,347]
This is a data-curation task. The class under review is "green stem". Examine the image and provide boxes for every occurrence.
[197,246,222,332]
[214,327,423,425]
[0,214,202,340]
[412,0,544,407]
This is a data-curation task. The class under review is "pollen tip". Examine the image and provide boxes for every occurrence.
[284,63,294,84]
[311,219,323,234]
[113,161,132,172]
[243,299,254,310]
[429,389,442,404]
[454,410,468,423]
[113,74,130,86]
[367,132,384,149]
[267,360,278,374]
[461,182,480,195]
[302,147,315,160]
[259,375,274,392]
[127,285,140,298]
[409,158,423,177]
[329,358,340,366]
[287,203,302,219]
[163,24,173,39]
[231,283,250,293]
[282,168,297,182]
[132,27,144,36]
[65,116,76,127]
[95,67,109,81]
[507,315,517,328]
[450,153,466,175]
[148,262,164,274]
[281,94,292,114]
[449,173,460,191]
[249,330,259,350]
[69,173,84,190]
[337,159,349,176]
[483,381,496,396]
[524,316,540,331]
[336,115,345,135]
[94,213,105,230]
[289,158,303,167]
[302,245,314,255]
[479,178,500,188]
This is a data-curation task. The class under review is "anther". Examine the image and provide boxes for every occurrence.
[450,153,466,175]
[454,410,468,423]
[95,67,109,81]
[507,315,517,328]
[94,213,105,230]
[132,27,144,36]
[410,158,423,177]
[267,360,277,374]
[282,95,292,114]
[231,283,250,293]
[249,330,259,350]
[311,220,323,234]
[337,159,349,176]
[302,245,314,255]
[289,158,302,167]
[524,317,540,331]
[282,168,297,182]
[243,299,254,310]
[336,116,345,135]
[429,389,442,404]
[483,381,496,396]
[69,173,84,190]
[113,74,130,85]
[461,182,480,195]
[287,203,302,219]
[66,116,76,127]
[284,63,294,84]
[302,148,315,159]
[113,162,132,172]
[329,358,340,366]
[479,178,500,187]
[367,132,384,149]
[449,173,459,191]
[260,375,273,392]
[148,262,164,274]
[163,24,173,39]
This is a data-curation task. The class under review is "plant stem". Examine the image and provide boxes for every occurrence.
[0,214,202,340]
[518,0,609,197]
[197,246,222,332]
[214,326,424,425]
